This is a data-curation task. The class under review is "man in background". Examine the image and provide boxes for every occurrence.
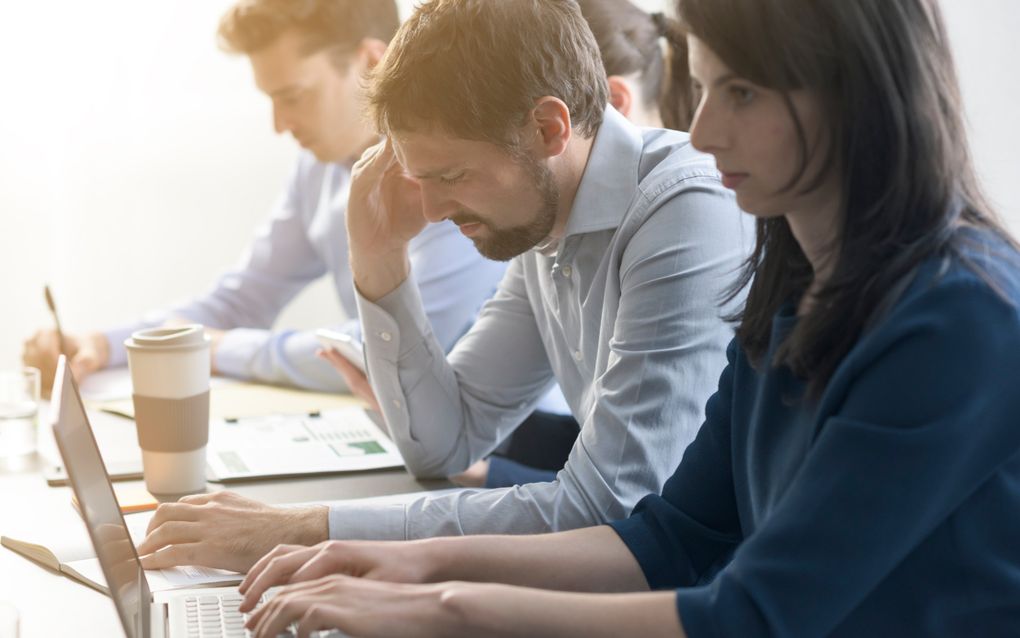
[22,0,505,394]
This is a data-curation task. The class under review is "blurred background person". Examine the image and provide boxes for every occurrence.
[21,0,506,395]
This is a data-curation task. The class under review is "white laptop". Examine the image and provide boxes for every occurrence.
[50,356,344,637]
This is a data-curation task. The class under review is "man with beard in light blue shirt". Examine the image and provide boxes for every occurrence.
[136,0,753,572]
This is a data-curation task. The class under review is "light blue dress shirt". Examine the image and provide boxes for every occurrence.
[104,151,508,391]
[326,107,755,540]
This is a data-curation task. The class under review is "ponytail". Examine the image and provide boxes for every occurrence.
[651,12,696,131]
[577,0,697,132]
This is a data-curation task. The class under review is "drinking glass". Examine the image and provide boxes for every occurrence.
[0,368,41,468]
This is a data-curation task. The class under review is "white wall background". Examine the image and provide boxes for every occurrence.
[1,0,1017,368]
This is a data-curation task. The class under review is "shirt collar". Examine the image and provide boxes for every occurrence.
[560,105,644,240]
[532,235,561,257]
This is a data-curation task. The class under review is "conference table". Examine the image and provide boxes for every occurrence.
[0,373,448,637]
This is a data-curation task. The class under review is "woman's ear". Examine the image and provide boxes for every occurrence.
[608,75,634,118]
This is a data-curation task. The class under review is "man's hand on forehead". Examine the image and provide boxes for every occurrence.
[346,137,428,302]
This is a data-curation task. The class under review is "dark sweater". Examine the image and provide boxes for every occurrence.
[611,234,1020,637]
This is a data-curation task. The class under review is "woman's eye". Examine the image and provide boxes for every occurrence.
[440,173,465,185]
[729,85,755,105]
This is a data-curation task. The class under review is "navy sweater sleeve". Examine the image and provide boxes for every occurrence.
[617,272,1020,637]
[609,338,743,588]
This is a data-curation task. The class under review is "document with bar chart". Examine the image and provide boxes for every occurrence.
[206,407,405,482]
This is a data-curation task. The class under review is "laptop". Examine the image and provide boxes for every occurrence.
[50,356,344,637]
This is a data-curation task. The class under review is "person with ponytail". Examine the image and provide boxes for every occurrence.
[234,1,1020,635]
[583,0,695,131]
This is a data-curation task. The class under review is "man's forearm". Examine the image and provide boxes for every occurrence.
[350,245,412,302]
[421,526,648,593]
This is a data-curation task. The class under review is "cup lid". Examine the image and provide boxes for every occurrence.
[125,325,209,352]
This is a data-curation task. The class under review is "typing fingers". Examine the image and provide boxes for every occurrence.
[239,545,283,596]
[240,543,299,595]
[144,501,202,536]
[289,544,359,585]
[239,544,320,612]
[248,576,346,638]
[136,520,201,560]
[293,601,350,638]
[143,490,241,537]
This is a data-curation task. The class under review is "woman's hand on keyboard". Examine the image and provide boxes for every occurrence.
[245,575,500,638]
[238,539,433,613]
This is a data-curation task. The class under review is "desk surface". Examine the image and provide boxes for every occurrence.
[0,439,444,636]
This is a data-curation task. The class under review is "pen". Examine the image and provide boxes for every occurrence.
[44,284,67,356]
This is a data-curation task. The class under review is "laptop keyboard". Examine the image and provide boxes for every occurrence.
[182,592,289,638]
[180,591,348,638]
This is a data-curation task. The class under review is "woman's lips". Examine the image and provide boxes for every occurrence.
[720,172,748,190]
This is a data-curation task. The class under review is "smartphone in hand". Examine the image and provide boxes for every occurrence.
[315,329,367,374]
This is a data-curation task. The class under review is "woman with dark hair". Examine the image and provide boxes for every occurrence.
[237,1,1020,635]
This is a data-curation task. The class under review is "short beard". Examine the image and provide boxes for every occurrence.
[471,153,559,261]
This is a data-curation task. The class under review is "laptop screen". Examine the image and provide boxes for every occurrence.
[51,357,148,638]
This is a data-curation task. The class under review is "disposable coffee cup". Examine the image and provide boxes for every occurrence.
[125,325,210,495]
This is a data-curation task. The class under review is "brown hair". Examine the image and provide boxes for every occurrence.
[368,0,609,148]
[218,0,399,63]
[679,0,1017,398]
[578,0,695,130]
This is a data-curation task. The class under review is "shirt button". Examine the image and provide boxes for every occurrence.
[379,331,393,342]
[573,350,583,362]
[391,399,402,409]
[561,265,573,278]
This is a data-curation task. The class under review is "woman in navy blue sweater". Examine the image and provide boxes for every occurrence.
[237,1,1020,636]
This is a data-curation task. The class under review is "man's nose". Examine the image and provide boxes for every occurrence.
[419,184,458,223]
